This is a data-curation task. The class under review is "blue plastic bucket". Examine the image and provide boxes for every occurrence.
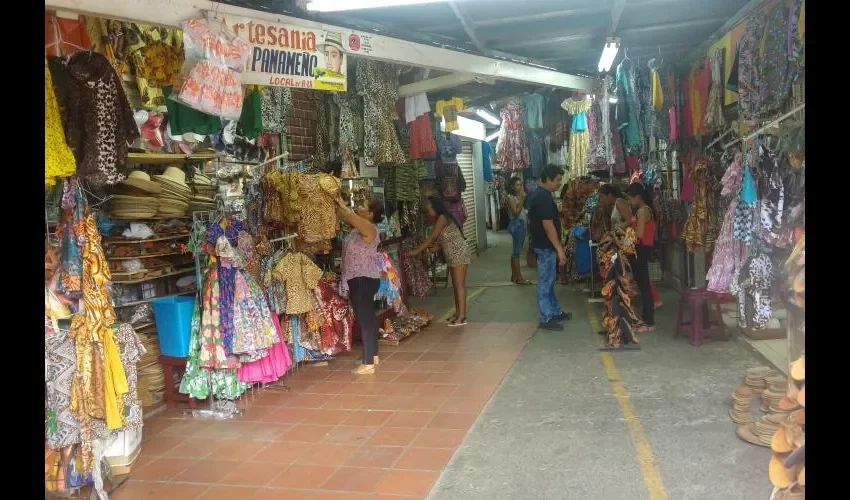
[151,296,195,358]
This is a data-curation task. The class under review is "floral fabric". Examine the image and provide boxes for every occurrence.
[496,103,530,172]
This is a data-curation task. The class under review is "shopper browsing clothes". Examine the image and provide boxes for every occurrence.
[407,196,471,326]
[599,184,633,231]
[337,197,384,375]
[505,176,533,285]
[625,183,656,332]
[528,165,572,331]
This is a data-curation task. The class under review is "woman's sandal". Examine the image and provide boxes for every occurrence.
[634,324,655,333]
[515,279,535,285]
[448,317,468,327]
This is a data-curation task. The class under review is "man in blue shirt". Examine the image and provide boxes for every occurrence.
[527,165,572,331]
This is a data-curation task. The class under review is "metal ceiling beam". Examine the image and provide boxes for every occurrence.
[541,42,694,63]
[497,17,729,50]
[45,0,598,91]
[447,0,489,56]
[608,0,628,36]
[397,73,486,98]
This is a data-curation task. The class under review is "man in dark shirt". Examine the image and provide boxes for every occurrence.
[528,165,571,331]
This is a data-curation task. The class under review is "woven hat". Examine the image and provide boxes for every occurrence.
[122,171,162,194]
[319,31,346,54]
[153,166,190,190]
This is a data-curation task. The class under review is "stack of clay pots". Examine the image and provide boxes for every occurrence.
[768,355,805,499]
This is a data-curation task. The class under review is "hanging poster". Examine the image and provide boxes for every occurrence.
[227,16,348,91]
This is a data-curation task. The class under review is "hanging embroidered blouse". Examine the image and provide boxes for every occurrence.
[273,252,324,314]
[45,60,77,188]
[615,61,641,151]
[562,97,593,177]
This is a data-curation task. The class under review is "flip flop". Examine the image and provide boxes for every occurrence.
[514,279,536,285]
[448,317,468,327]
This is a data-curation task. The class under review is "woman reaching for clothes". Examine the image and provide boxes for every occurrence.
[407,196,471,327]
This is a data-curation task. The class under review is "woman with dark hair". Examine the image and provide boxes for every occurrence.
[337,197,385,375]
[407,196,471,326]
[599,184,632,231]
[505,176,532,285]
[625,183,657,332]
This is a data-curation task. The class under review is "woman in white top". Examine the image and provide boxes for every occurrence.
[600,184,632,230]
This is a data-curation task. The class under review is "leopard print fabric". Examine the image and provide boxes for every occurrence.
[357,60,406,167]
[48,53,139,187]
[333,91,364,158]
[261,86,292,134]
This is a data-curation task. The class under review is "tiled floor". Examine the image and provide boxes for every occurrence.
[113,322,535,499]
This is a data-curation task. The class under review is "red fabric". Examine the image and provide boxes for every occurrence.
[631,214,657,247]
[409,114,436,160]
[45,11,92,57]
[681,77,693,138]
[650,282,661,304]
[316,275,354,356]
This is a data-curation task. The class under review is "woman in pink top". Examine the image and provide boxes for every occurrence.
[337,198,384,375]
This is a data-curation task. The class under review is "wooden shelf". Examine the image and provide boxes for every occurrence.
[112,268,195,284]
[115,290,195,308]
[107,252,184,261]
[127,151,219,164]
[104,233,190,244]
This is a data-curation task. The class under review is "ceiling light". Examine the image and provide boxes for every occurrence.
[598,38,620,73]
[609,97,618,104]
[485,131,500,142]
[305,0,446,12]
[475,109,501,126]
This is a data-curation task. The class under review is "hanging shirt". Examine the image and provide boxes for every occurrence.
[523,93,546,130]
[482,141,494,182]
[435,97,465,132]
[405,93,430,123]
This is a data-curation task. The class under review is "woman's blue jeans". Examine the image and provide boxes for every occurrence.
[508,218,526,258]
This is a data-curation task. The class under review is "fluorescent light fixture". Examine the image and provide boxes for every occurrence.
[475,109,501,126]
[306,0,446,12]
[451,115,486,141]
[485,131,501,142]
[609,97,618,104]
[598,38,620,73]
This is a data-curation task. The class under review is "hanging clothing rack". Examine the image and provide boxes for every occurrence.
[705,125,737,151]
[723,103,806,149]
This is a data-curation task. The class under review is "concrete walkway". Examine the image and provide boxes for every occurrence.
[411,232,773,500]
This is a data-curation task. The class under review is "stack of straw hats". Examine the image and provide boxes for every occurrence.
[729,386,755,425]
[138,331,164,408]
[189,168,215,212]
[152,166,191,218]
[767,355,805,498]
[111,171,163,219]
[743,366,775,394]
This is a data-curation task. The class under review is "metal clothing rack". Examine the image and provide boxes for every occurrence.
[722,103,806,150]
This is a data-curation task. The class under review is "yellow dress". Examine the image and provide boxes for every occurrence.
[561,98,593,178]
[435,97,465,132]
[273,252,324,314]
[45,59,77,188]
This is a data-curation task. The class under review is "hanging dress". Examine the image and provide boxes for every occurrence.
[561,97,593,178]
[495,102,530,172]
[706,153,748,293]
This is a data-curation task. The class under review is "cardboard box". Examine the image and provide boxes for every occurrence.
[103,429,143,476]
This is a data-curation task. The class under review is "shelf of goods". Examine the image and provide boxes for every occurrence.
[126,151,219,165]
[103,231,196,411]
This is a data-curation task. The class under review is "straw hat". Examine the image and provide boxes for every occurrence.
[121,170,163,194]
[153,166,191,191]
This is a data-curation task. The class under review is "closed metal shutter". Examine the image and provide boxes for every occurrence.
[457,142,477,256]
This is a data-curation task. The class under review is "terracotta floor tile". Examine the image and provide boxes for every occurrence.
[440,397,488,414]
[372,383,419,396]
[284,394,331,408]
[112,481,210,500]
[200,486,259,499]
[383,412,436,428]
[248,424,293,443]
[271,464,336,489]
[282,424,334,442]
[407,361,447,373]
[344,445,405,468]
[252,441,312,464]
[173,460,235,483]
[210,439,269,461]
[394,447,454,470]
[310,493,372,500]
[406,396,450,412]
[322,425,378,445]
[322,395,372,410]
[426,372,462,384]
[342,410,394,427]
[295,444,359,467]
[375,470,439,497]
[412,428,467,449]
[414,384,458,398]
[298,409,355,426]
[419,351,454,362]
[252,488,312,500]
[322,466,387,493]
[366,427,422,447]
[325,371,361,383]
[166,436,215,459]
[386,352,424,362]
[131,457,193,481]
[140,435,183,456]
[305,381,352,395]
[368,397,409,411]
[393,372,433,384]
[373,360,408,372]
[222,462,285,486]
[428,412,479,431]
[452,385,495,399]
[346,383,381,395]
[154,419,205,438]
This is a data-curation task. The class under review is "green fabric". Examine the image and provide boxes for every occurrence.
[239,88,263,140]
[163,86,223,135]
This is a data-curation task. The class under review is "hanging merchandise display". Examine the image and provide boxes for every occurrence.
[45,59,77,188]
[598,227,640,349]
[561,95,593,178]
[496,101,530,172]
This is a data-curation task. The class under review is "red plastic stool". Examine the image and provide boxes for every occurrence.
[675,288,726,346]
